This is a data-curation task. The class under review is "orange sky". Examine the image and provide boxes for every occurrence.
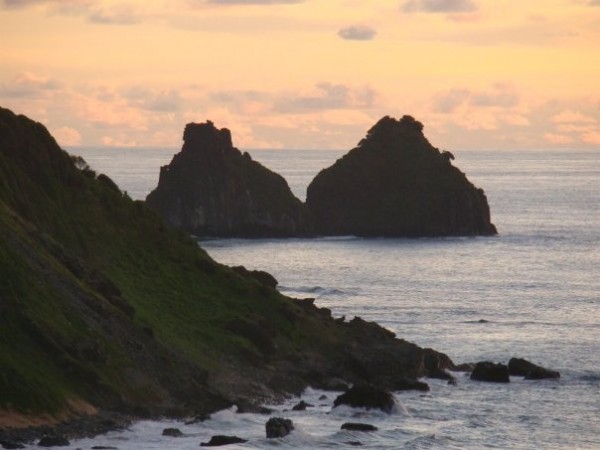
[1,0,599,150]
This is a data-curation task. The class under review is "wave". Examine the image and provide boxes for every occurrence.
[280,285,351,297]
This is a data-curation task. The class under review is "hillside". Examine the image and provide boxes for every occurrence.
[0,107,453,431]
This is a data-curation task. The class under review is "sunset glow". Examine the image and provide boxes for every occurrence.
[1,0,599,150]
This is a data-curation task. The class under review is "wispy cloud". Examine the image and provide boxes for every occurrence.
[402,0,477,13]
[433,84,519,114]
[0,0,93,9]
[202,0,303,5]
[0,72,62,98]
[273,83,376,114]
[1,0,141,25]
[338,25,377,41]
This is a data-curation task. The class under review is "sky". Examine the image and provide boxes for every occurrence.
[1,0,599,151]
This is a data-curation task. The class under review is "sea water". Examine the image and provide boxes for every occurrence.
[53,147,599,449]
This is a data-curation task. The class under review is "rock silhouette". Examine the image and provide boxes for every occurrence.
[306,115,497,237]
[148,116,496,238]
[146,121,309,237]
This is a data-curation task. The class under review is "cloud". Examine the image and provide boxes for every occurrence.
[0,72,62,98]
[123,87,183,112]
[0,0,93,9]
[544,133,574,145]
[402,0,477,13]
[581,131,600,145]
[1,0,141,25]
[588,0,600,6]
[433,84,519,113]
[88,7,139,25]
[203,0,303,4]
[274,83,376,114]
[551,110,597,124]
[338,25,377,41]
[52,126,82,146]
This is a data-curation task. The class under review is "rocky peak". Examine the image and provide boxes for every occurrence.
[183,121,233,151]
[362,115,425,146]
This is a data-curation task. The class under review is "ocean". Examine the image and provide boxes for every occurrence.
[56,147,599,449]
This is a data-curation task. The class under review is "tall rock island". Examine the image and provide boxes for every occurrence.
[306,115,497,237]
[146,121,309,237]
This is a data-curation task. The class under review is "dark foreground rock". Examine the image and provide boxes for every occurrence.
[37,435,70,447]
[291,400,313,411]
[508,358,560,379]
[333,385,395,413]
[231,265,278,288]
[200,435,248,446]
[341,423,378,432]
[0,440,25,449]
[470,362,510,383]
[306,115,497,237]
[146,121,309,237]
[265,417,294,438]
[161,427,183,437]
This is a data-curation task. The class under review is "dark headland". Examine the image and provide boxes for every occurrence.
[147,115,497,238]
[0,106,454,442]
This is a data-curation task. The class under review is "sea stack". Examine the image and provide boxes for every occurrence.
[306,115,497,237]
[146,121,309,237]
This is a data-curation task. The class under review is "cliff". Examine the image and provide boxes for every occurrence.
[306,116,497,236]
[0,107,453,432]
[146,121,309,237]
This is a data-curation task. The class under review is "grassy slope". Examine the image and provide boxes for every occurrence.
[0,107,342,418]
[0,107,453,424]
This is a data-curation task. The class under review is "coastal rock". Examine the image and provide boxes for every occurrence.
[306,115,497,237]
[146,121,309,237]
[454,363,475,372]
[161,427,183,437]
[393,377,430,392]
[341,423,378,432]
[470,362,510,383]
[508,358,560,379]
[231,265,278,288]
[200,435,248,446]
[265,417,294,438]
[0,441,25,449]
[292,400,313,411]
[333,385,395,413]
[37,435,70,447]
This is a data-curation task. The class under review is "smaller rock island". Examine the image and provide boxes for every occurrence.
[146,121,309,237]
[306,115,497,237]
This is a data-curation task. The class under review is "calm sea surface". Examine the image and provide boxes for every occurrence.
[61,147,599,449]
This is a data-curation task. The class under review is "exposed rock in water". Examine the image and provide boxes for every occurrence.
[306,115,497,237]
[146,121,309,237]
[508,358,560,379]
[341,423,378,432]
[291,400,313,411]
[161,427,183,437]
[333,385,396,413]
[470,361,510,383]
[37,435,70,447]
[200,435,248,446]
[265,417,294,438]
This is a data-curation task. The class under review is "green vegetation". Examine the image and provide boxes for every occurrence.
[0,107,344,418]
[0,107,451,423]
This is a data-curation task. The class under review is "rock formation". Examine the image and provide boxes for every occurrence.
[306,115,497,237]
[146,121,309,237]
